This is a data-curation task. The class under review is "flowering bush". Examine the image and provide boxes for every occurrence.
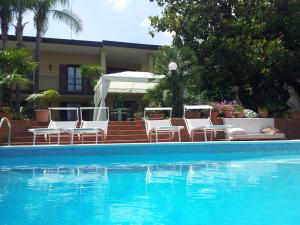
[243,109,258,118]
[213,100,235,114]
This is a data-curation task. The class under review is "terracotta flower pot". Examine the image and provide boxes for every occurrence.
[35,109,49,122]
[224,111,234,118]
[234,111,244,118]
[211,111,219,120]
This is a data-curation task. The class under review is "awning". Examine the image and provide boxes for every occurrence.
[93,71,165,120]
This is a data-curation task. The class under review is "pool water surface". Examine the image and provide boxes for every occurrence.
[0,142,300,224]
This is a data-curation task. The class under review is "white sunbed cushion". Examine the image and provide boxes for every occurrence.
[228,127,247,136]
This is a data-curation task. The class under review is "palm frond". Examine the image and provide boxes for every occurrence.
[0,71,31,88]
[52,9,83,33]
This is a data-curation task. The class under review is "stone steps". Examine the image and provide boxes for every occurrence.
[1,119,221,146]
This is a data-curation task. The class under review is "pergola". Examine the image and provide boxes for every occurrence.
[93,71,165,120]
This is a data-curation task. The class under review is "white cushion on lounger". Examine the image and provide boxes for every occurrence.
[228,127,247,135]
[224,118,285,140]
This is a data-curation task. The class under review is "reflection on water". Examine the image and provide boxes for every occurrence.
[1,158,300,225]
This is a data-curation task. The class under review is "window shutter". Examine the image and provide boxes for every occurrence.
[59,64,68,90]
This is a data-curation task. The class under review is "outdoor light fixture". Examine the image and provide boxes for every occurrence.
[48,64,53,71]
[168,62,178,71]
[168,62,178,115]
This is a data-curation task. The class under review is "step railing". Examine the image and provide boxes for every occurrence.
[0,117,11,146]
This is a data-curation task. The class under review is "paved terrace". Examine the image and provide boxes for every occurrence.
[0,118,300,146]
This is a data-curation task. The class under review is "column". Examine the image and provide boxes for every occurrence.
[147,53,154,72]
[101,49,107,74]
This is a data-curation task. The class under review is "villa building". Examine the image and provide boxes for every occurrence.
[1,35,160,119]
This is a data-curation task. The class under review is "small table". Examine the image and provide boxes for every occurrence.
[112,108,129,121]
[202,125,233,141]
[152,126,184,142]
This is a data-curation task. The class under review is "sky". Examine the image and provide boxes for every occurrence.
[10,0,172,45]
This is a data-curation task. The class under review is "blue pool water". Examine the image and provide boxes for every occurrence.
[1,141,300,224]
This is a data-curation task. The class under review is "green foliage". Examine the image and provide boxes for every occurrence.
[150,0,300,116]
[0,48,36,76]
[0,48,36,108]
[26,89,60,109]
[0,48,34,88]
[0,106,12,115]
[144,46,200,116]
[33,0,83,35]
[80,64,102,87]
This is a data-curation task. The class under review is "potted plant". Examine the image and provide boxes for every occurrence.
[210,102,221,119]
[134,111,143,120]
[233,104,244,118]
[148,102,165,119]
[0,106,13,120]
[243,109,258,118]
[220,101,234,118]
[26,90,60,122]
[258,106,269,118]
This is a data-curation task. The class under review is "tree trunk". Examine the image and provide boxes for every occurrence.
[34,30,42,93]
[15,11,25,49]
[0,8,10,50]
[15,11,25,111]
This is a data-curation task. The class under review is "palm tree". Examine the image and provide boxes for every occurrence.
[12,0,35,49]
[0,48,36,108]
[11,0,35,111]
[32,0,82,92]
[0,0,13,50]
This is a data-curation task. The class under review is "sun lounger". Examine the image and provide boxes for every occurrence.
[223,118,285,141]
[67,107,109,144]
[144,107,184,142]
[28,108,79,145]
[184,105,232,141]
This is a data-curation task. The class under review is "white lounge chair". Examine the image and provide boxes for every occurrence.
[183,105,232,142]
[144,107,184,142]
[28,107,79,145]
[67,107,109,144]
[223,118,285,141]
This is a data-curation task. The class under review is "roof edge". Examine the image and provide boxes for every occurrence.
[2,35,160,50]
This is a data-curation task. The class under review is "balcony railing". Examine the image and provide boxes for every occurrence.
[37,76,94,95]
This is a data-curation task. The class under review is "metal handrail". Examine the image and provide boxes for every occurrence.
[0,117,11,146]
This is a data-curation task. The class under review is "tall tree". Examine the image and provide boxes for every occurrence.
[11,0,35,111]
[144,46,200,116]
[149,0,300,115]
[0,0,13,50]
[12,0,34,49]
[32,0,82,92]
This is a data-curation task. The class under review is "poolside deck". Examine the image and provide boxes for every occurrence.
[0,118,300,146]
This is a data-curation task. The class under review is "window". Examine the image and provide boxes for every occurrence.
[67,66,82,92]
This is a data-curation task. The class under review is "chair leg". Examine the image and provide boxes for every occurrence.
[204,130,207,142]
[58,132,61,145]
[70,132,74,145]
[33,133,36,145]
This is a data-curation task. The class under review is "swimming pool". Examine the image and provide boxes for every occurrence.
[1,141,300,224]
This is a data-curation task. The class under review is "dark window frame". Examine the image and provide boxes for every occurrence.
[66,64,82,92]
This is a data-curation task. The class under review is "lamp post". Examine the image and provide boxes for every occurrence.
[168,62,177,115]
